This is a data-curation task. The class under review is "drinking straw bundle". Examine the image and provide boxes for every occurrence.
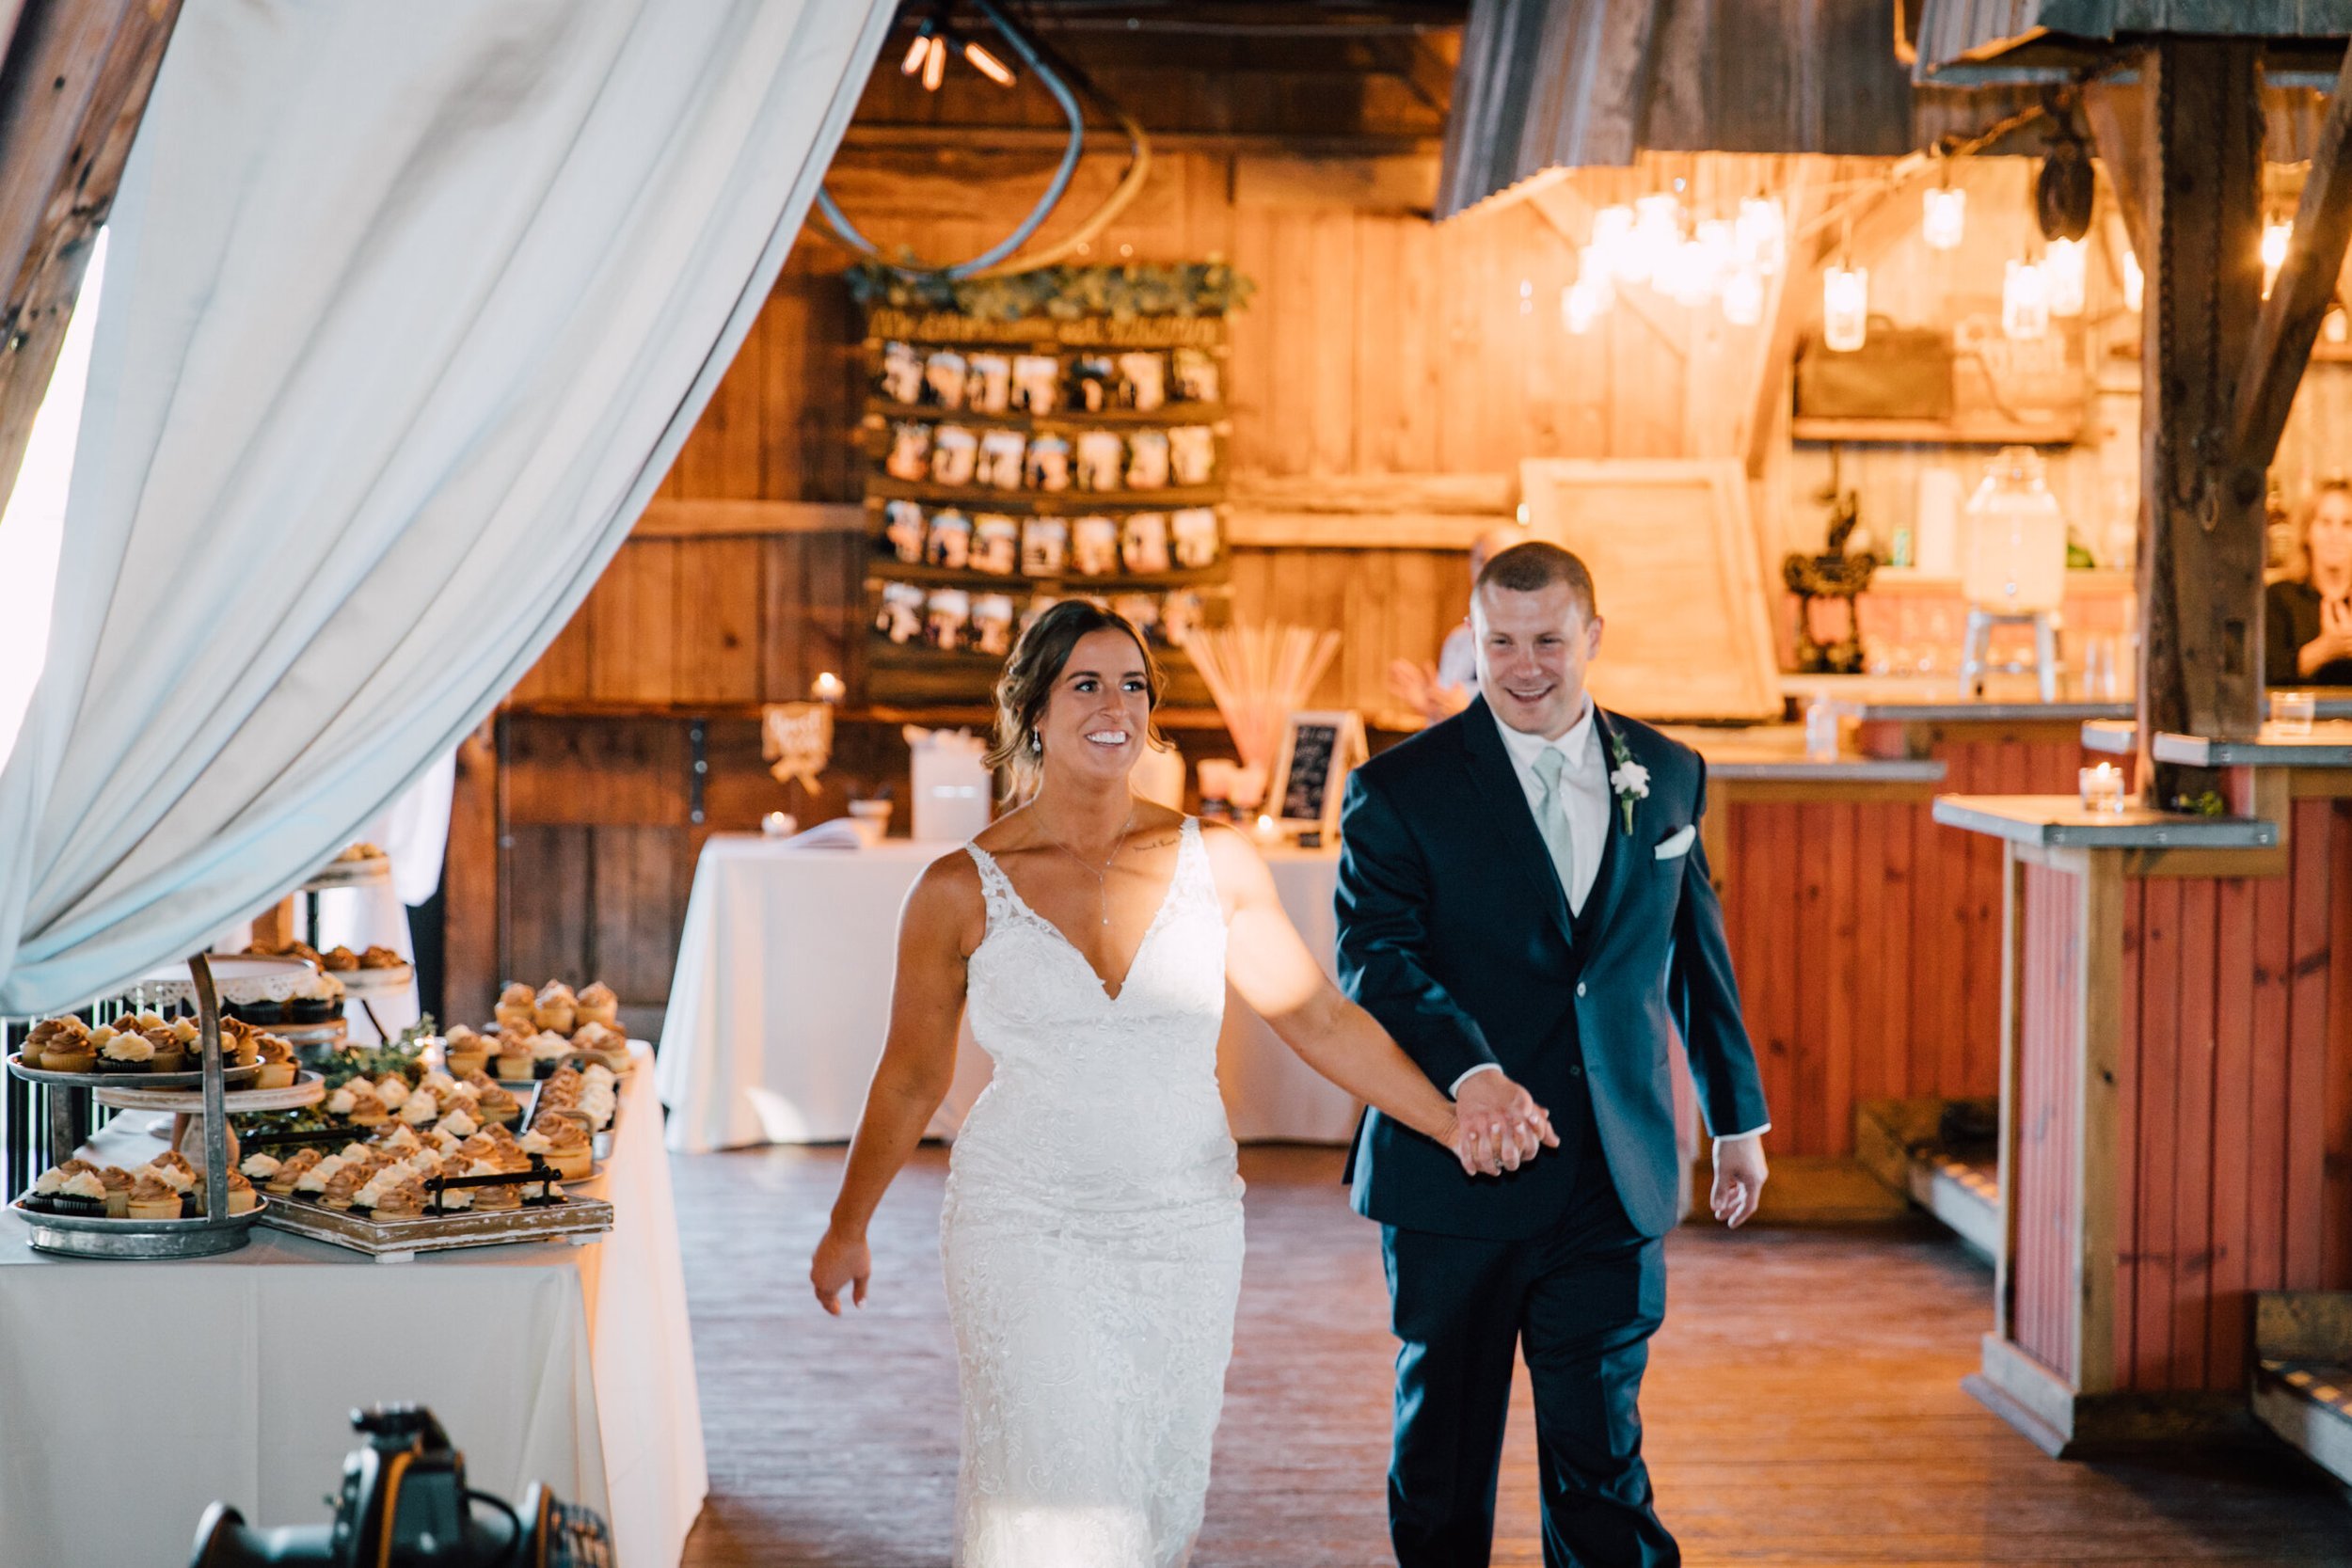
[1189,621,1342,771]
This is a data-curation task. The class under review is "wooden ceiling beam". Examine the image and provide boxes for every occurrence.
[2228,43,2352,474]
[0,0,181,518]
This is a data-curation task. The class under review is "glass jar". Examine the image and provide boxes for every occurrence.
[1961,446,2068,612]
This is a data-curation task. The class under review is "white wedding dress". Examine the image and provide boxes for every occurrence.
[943,817,1247,1568]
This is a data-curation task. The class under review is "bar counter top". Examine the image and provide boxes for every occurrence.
[1660,724,1945,783]
[1931,794,2278,848]
[2078,719,2352,765]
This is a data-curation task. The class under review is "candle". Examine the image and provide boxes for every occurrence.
[811,671,845,705]
[2271,689,2316,736]
[2078,763,2124,815]
[761,811,797,838]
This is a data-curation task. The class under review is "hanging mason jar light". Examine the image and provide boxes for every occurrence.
[1922,185,1967,251]
[1588,205,1635,284]
[1563,277,1610,335]
[1628,192,1682,284]
[1822,266,1868,352]
[2042,237,2086,317]
[1736,195,1785,275]
[1721,266,1765,326]
[2122,249,2144,312]
[2003,260,2049,341]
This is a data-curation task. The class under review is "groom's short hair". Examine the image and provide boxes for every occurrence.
[1477,541,1597,621]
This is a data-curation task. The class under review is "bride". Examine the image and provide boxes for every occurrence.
[811,601,1557,1568]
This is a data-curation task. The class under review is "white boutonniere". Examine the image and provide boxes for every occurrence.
[1605,731,1647,834]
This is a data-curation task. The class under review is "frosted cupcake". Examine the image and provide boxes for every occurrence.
[142,1025,186,1075]
[397,1086,440,1128]
[97,1165,133,1218]
[97,1029,155,1075]
[126,1173,183,1221]
[31,1019,95,1073]
[524,1116,593,1180]
[443,1030,488,1080]
[252,1035,295,1090]
[267,1148,322,1196]
[533,981,578,1036]
[26,1164,103,1216]
[239,1152,282,1189]
[224,1171,259,1217]
[494,1030,535,1083]
[576,981,621,1030]
[343,1083,388,1128]
[494,982,538,1035]
[437,1107,481,1142]
[373,1074,411,1112]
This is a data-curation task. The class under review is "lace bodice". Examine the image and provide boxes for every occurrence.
[941,816,1247,1568]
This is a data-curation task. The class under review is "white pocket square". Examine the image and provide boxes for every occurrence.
[1652,825,1696,860]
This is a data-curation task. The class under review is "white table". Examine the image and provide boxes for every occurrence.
[657,834,1361,1152]
[0,1048,707,1568]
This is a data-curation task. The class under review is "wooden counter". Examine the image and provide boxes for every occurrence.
[1937,765,2352,1456]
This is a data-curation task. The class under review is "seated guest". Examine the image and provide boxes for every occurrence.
[2267,479,2352,687]
[1386,528,1524,722]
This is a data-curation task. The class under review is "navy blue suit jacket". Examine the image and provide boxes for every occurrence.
[1335,696,1769,1241]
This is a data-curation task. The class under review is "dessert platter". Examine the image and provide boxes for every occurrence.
[300,841,392,891]
[6,955,276,1258]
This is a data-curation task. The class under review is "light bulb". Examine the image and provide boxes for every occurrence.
[1822,267,1868,353]
[2043,237,2086,317]
[921,32,946,91]
[901,26,934,75]
[1630,193,1682,285]
[2122,250,2144,312]
[1922,186,1966,251]
[1722,266,1764,326]
[1737,196,1786,276]
[1588,206,1635,283]
[1563,277,1610,335]
[2263,219,2293,298]
[961,39,1016,87]
[1663,239,1714,306]
[2003,260,2049,341]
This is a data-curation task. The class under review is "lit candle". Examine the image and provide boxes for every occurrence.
[2078,762,2124,815]
[811,671,845,705]
[761,811,796,838]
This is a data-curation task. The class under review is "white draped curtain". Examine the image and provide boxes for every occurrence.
[0,0,893,1014]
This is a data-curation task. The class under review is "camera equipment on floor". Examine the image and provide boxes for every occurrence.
[189,1404,613,1567]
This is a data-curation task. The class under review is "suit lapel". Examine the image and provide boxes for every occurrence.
[1459,697,1577,949]
[1582,706,1643,944]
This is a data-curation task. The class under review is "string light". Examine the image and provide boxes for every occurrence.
[2122,249,2144,312]
[961,38,1016,87]
[2003,260,2049,341]
[901,22,937,76]
[2263,219,2293,298]
[2042,237,2086,317]
[1922,186,1966,251]
[1822,267,1868,352]
[1628,193,1682,284]
[1587,205,1636,284]
[1736,195,1785,275]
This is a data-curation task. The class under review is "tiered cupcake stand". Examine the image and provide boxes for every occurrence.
[6,954,321,1259]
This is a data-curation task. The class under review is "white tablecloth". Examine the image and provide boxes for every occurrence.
[657,834,1361,1151]
[0,1048,707,1568]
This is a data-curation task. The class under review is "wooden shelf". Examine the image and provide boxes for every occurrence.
[865,476,1227,511]
[863,559,1228,593]
[1791,416,2084,446]
[863,309,1229,353]
[501,697,1237,731]
[864,398,1229,430]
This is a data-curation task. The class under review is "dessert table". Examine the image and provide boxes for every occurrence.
[0,1045,705,1568]
[657,833,1361,1152]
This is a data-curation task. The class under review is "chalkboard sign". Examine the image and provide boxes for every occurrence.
[1270,710,1368,838]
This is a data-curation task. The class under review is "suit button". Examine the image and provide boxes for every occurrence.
[1576,982,1587,997]
[1569,1065,1584,1077]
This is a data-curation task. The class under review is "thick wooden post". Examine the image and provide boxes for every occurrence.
[2136,41,2267,807]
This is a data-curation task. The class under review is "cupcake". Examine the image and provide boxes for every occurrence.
[320,1164,369,1211]
[524,1116,593,1180]
[320,946,358,973]
[570,1021,627,1069]
[33,1019,95,1073]
[467,1162,520,1211]
[576,981,621,1030]
[232,997,287,1026]
[97,1165,133,1218]
[293,1153,348,1202]
[494,1031,535,1082]
[430,1180,473,1214]
[398,1086,439,1128]
[145,1150,197,1193]
[218,1021,259,1069]
[533,981,579,1036]
[267,1148,322,1196]
[224,1171,259,1217]
[96,1028,154,1075]
[373,1073,411,1112]
[419,1069,460,1099]
[495,981,538,1035]
[472,1079,521,1127]
[374,1124,423,1156]
[437,1107,481,1142]
[126,1173,183,1221]
[136,1026,184,1075]
[289,972,341,1023]
[530,1031,571,1078]
[240,1151,282,1186]
[25,1164,102,1216]
[252,1035,295,1090]
[343,1083,388,1128]
[427,1126,464,1156]
[443,1033,488,1080]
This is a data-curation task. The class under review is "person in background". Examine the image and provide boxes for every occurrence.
[1389,527,1527,723]
[2268,478,2352,687]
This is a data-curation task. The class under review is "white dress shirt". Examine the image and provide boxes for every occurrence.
[1454,699,1768,1151]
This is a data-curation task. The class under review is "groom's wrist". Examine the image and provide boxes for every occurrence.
[1448,1062,1503,1098]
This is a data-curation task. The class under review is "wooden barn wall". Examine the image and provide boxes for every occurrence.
[1718,725,2088,1162]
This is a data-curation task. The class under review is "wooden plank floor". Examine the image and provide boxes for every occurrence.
[674,1145,2352,1566]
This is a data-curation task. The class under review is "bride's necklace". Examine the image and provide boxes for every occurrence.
[1035,806,1136,927]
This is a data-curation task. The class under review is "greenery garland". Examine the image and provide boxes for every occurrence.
[847,259,1254,321]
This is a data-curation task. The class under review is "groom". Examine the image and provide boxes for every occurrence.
[1336,541,1770,1567]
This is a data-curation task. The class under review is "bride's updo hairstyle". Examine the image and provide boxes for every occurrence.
[985,599,1167,797]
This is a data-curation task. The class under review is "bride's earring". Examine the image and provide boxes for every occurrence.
[1029,730,1042,755]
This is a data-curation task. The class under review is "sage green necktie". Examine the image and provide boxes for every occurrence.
[1531,745,1578,911]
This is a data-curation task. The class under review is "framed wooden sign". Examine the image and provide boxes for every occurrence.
[1518,458,1781,721]
[1269,710,1368,837]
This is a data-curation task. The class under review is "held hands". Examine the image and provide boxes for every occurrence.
[1448,1069,1560,1177]
[810,1225,872,1315]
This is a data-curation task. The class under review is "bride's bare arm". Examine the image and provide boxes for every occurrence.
[1204,823,1552,1175]
[812,856,977,1314]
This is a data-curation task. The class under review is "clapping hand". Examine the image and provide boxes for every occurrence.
[1448,1069,1559,1177]
[2325,597,2352,659]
